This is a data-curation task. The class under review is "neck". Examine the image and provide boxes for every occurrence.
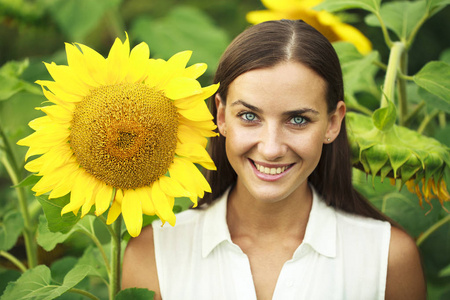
[226,182,313,241]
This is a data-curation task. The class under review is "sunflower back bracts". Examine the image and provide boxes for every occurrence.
[347,112,450,209]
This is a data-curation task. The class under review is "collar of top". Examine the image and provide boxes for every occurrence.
[201,185,337,259]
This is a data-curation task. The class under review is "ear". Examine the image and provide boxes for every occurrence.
[325,101,346,144]
[215,93,227,136]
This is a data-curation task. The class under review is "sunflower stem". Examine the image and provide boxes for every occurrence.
[109,216,122,299]
[79,229,111,274]
[68,288,101,300]
[0,124,38,269]
[0,250,28,273]
[397,50,408,126]
[375,12,393,48]
[416,214,450,246]
[381,42,405,109]
[417,109,439,134]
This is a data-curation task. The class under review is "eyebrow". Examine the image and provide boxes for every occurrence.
[230,99,320,116]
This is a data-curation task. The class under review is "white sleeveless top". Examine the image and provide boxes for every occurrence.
[152,187,391,300]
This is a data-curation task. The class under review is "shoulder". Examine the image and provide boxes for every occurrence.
[385,226,426,300]
[122,225,161,299]
[335,208,391,233]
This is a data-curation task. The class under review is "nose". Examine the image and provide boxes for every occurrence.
[257,123,288,161]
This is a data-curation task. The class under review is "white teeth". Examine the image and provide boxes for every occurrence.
[254,162,289,175]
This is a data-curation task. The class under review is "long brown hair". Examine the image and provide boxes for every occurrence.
[201,20,388,222]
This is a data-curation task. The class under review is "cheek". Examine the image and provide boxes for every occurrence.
[225,126,256,158]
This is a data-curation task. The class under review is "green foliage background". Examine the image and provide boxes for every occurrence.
[0,0,449,299]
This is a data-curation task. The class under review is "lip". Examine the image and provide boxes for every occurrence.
[249,159,294,182]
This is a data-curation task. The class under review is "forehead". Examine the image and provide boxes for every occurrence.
[227,62,328,112]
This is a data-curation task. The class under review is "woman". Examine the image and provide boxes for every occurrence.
[122,20,426,300]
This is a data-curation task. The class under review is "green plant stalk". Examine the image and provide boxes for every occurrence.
[375,12,393,48]
[381,42,405,108]
[406,12,429,50]
[80,230,111,273]
[0,125,37,268]
[416,214,450,246]
[404,101,426,126]
[0,250,27,273]
[68,288,101,300]
[397,51,408,126]
[417,109,439,134]
[438,112,446,128]
[109,216,122,299]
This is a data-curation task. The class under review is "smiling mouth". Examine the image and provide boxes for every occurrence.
[252,160,293,175]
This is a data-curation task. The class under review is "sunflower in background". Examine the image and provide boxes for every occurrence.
[247,0,372,54]
[18,35,219,237]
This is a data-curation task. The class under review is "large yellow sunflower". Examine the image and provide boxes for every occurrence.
[247,0,372,54]
[18,35,219,237]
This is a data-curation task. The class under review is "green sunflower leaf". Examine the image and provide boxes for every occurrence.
[314,0,381,14]
[116,288,156,300]
[365,0,427,41]
[414,61,450,103]
[13,174,40,188]
[0,210,24,251]
[131,6,229,76]
[46,0,122,41]
[427,0,450,14]
[37,194,81,234]
[1,264,95,300]
[37,214,95,251]
[418,87,450,113]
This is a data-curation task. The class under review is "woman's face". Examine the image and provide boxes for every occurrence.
[216,61,345,204]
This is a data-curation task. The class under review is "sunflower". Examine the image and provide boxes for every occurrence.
[18,35,219,237]
[247,0,372,54]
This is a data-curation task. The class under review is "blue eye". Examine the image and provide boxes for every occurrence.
[241,113,257,122]
[290,116,306,125]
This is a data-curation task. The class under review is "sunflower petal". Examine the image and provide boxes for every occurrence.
[164,77,202,100]
[182,63,207,79]
[135,187,155,215]
[122,189,143,237]
[126,42,151,83]
[176,142,216,170]
[106,189,123,224]
[95,184,114,216]
[151,181,176,226]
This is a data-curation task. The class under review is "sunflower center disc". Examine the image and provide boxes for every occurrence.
[70,83,178,189]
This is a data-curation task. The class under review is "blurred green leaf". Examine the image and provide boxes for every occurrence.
[440,48,450,64]
[116,288,155,300]
[365,0,427,41]
[0,59,29,77]
[1,264,95,300]
[131,6,229,76]
[50,256,78,285]
[414,61,450,103]
[440,263,450,276]
[420,217,450,277]
[76,246,108,281]
[427,0,450,13]
[418,87,450,113]
[315,0,381,14]
[0,268,21,296]
[46,0,122,42]
[372,99,396,131]
[37,214,95,251]
[37,194,80,234]
[13,174,40,188]
[0,210,24,251]
[0,59,41,100]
